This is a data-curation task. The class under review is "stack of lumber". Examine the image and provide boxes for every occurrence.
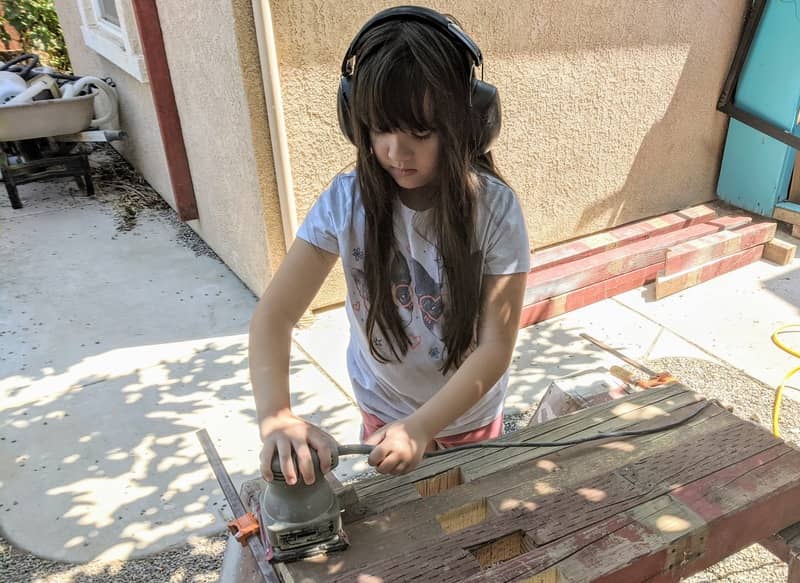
[520,203,794,328]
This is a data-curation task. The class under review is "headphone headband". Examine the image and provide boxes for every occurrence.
[337,5,501,153]
[340,6,483,77]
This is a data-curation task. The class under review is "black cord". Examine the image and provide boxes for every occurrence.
[335,400,715,458]
[424,400,713,456]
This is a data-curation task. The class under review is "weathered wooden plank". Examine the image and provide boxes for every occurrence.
[551,445,797,582]
[525,223,722,305]
[520,263,662,328]
[530,204,718,272]
[288,390,702,580]
[648,447,800,582]
[663,222,775,275]
[346,386,695,518]
[764,237,797,265]
[774,201,800,226]
[283,402,730,580]
[461,393,704,485]
[294,408,781,582]
[350,386,690,501]
[534,417,779,545]
[484,403,729,520]
[467,444,800,583]
[655,245,764,300]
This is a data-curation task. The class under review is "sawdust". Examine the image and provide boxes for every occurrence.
[88,145,220,260]
[90,144,170,232]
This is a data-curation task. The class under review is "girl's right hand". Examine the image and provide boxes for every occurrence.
[259,410,336,486]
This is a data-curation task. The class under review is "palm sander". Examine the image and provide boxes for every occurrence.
[258,447,360,562]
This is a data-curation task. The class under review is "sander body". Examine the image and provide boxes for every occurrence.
[259,448,348,562]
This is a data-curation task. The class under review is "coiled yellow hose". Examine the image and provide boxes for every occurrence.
[771,324,800,437]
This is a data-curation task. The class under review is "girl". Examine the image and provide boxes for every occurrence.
[249,6,530,486]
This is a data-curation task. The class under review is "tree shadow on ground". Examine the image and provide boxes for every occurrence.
[0,339,356,568]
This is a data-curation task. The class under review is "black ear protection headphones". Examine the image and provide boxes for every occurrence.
[337,5,502,154]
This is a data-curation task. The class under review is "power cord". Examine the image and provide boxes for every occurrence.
[771,324,800,438]
[335,399,715,458]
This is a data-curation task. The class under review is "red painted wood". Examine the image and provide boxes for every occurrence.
[656,245,765,299]
[663,222,775,275]
[520,263,661,327]
[525,222,721,305]
[531,205,717,272]
[650,449,800,582]
[709,214,753,230]
[131,0,198,221]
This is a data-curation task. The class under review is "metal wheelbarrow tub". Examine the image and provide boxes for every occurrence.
[0,91,97,142]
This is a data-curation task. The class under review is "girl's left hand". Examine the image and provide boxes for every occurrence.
[364,417,432,475]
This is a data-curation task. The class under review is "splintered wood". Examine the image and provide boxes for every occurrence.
[279,385,800,582]
[468,530,535,568]
[415,467,463,497]
[436,498,488,534]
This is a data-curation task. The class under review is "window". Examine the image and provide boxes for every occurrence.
[98,0,120,26]
[77,0,147,82]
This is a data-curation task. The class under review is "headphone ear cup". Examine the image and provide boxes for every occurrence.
[470,79,501,154]
[338,76,356,144]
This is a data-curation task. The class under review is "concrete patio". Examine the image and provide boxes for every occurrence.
[1,150,799,578]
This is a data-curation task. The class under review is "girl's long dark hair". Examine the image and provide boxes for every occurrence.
[349,19,504,373]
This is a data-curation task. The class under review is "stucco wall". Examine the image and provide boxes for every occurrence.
[272,0,745,267]
[154,0,279,295]
[53,0,277,296]
[56,0,749,311]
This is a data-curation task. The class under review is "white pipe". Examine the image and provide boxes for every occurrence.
[251,0,298,253]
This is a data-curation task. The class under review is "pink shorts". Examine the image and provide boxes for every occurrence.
[360,409,504,450]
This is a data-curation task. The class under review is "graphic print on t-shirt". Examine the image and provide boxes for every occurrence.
[390,250,413,327]
[411,258,444,340]
[350,266,369,314]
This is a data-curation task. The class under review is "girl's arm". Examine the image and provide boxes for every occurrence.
[366,272,527,474]
[250,238,338,485]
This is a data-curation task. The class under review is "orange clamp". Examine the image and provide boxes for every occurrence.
[636,373,677,389]
[228,512,261,546]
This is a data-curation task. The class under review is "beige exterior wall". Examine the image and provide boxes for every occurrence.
[53,0,277,296]
[56,0,749,310]
[271,0,747,307]
[154,0,280,295]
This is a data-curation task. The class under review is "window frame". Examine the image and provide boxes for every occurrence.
[77,0,148,82]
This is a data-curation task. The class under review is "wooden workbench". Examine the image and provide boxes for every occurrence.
[277,385,800,582]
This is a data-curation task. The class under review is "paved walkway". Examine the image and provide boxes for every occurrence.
[2,157,799,563]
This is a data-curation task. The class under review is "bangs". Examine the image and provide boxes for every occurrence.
[353,49,439,135]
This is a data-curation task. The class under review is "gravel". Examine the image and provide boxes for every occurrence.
[2,357,797,581]
[0,533,227,583]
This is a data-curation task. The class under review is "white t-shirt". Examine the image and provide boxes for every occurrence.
[296,170,530,436]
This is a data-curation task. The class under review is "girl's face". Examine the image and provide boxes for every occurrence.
[370,129,440,190]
